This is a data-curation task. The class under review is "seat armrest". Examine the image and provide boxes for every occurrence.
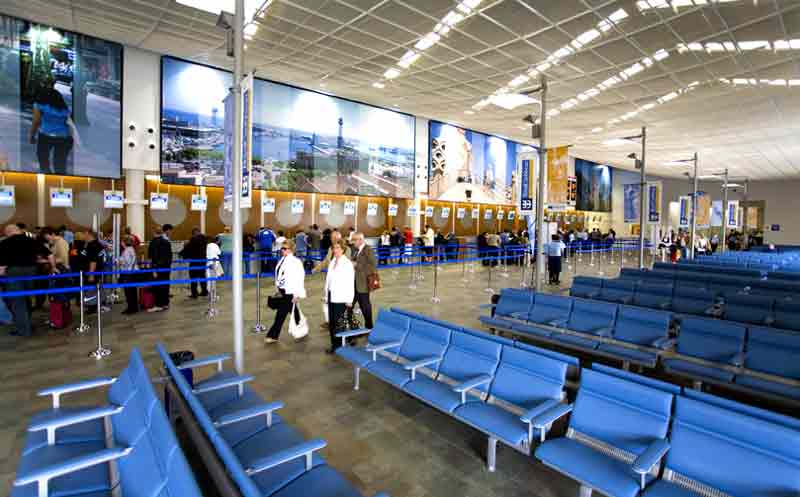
[632,439,670,489]
[620,297,633,304]
[14,446,132,495]
[178,353,231,373]
[478,303,495,309]
[38,377,117,408]
[403,356,442,380]
[591,326,614,337]
[366,340,404,361]
[246,439,327,475]
[764,315,775,326]
[335,328,371,339]
[549,318,568,328]
[452,374,492,403]
[509,311,527,319]
[29,405,123,446]
[215,401,284,428]
[729,351,746,368]
[193,374,254,395]
[658,302,671,310]
[520,399,561,423]
[531,403,573,442]
[653,337,676,350]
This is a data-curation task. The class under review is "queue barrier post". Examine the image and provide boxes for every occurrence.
[431,249,441,304]
[207,263,219,320]
[485,249,494,294]
[88,282,111,359]
[251,267,267,334]
[75,271,90,335]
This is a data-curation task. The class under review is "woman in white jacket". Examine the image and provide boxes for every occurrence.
[265,239,307,343]
[324,239,354,353]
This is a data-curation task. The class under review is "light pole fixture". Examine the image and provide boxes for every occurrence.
[666,153,699,258]
[614,127,648,268]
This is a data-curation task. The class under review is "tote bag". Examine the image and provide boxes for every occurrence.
[288,304,309,340]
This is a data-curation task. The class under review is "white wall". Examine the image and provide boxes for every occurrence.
[122,47,160,172]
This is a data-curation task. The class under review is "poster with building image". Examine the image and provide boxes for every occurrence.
[574,158,612,212]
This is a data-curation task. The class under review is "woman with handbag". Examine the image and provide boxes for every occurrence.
[324,239,354,354]
[265,240,306,344]
[118,236,139,315]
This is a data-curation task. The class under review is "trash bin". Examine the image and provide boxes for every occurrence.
[164,350,194,417]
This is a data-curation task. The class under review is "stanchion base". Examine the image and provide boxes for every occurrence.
[417,274,425,281]
[408,284,417,290]
[206,309,218,319]
[431,297,441,304]
[251,324,267,334]
[107,291,121,304]
[89,347,112,359]
[485,288,495,294]
[500,272,510,278]
[74,324,91,335]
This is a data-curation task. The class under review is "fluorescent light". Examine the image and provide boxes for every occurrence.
[372,82,385,89]
[244,23,258,37]
[384,68,401,79]
[536,62,551,72]
[145,174,161,181]
[653,49,669,61]
[508,75,530,87]
[723,183,744,188]
[442,10,464,26]
[575,29,601,47]
[603,139,630,146]
[397,51,420,68]
[456,3,472,14]
[415,32,440,51]
[176,0,270,18]
[464,110,475,115]
[463,0,483,7]
[608,8,629,23]
[591,127,603,133]
[489,93,539,110]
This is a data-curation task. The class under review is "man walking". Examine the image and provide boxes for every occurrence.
[0,224,52,336]
[179,227,208,299]
[351,232,377,330]
[148,224,174,312]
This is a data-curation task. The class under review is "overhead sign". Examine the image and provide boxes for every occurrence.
[103,190,124,209]
[520,158,534,213]
[679,196,690,227]
[388,204,398,216]
[150,192,168,211]
[472,207,480,218]
[0,185,15,207]
[191,194,207,211]
[726,200,740,228]
[343,200,356,216]
[407,206,418,216]
[291,199,305,214]
[647,182,661,224]
[441,207,450,218]
[262,196,275,213]
[50,188,73,208]
[223,74,254,211]
[497,210,504,220]
[508,210,515,221]
[319,200,332,215]
[484,209,493,220]
[367,202,379,217]
[457,207,466,219]
[425,206,434,217]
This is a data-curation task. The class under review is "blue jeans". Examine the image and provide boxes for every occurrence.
[0,296,12,324]
[6,266,35,336]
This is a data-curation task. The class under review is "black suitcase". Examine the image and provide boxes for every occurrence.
[164,350,194,416]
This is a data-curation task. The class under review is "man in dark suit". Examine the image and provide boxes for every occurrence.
[179,227,208,299]
[147,224,174,312]
[351,232,377,329]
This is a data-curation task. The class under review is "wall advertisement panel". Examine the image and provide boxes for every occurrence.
[546,146,569,205]
[623,183,640,223]
[647,181,661,224]
[696,192,711,228]
[679,196,690,227]
[574,158,612,212]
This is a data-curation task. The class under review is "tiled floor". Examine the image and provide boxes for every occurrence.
[0,254,639,497]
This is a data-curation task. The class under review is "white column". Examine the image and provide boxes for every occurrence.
[412,197,423,236]
[200,186,207,234]
[36,174,46,227]
[124,169,146,240]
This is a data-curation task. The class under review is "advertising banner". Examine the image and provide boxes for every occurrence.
[711,200,723,227]
[567,176,577,205]
[696,193,711,228]
[623,183,640,223]
[547,146,569,204]
[224,75,254,211]
[519,157,535,213]
[726,200,740,228]
[647,182,661,224]
[679,196,690,227]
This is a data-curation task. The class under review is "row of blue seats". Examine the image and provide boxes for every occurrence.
[157,344,388,497]
[12,348,204,497]
[481,289,800,403]
[620,267,800,300]
[333,308,579,471]
[331,308,800,497]
[652,261,800,284]
[535,363,800,497]
[573,275,800,329]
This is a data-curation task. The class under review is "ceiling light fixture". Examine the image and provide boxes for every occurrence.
[638,0,748,12]
[384,68,401,79]
[372,82,385,89]
[489,93,539,110]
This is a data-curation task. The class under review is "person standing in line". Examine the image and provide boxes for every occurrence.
[179,227,208,299]
[60,225,74,246]
[123,227,141,250]
[545,234,567,285]
[710,233,720,254]
[42,227,69,271]
[324,239,354,354]
[206,235,223,298]
[243,232,256,275]
[265,240,306,344]
[118,235,139,315]
[379,230,391,265]
[218,227,234,277]
[148,224,173,312]
[390,226,401,264]
[351,233,377,330]
[257,226,276,274]
[423,224,435,262]
[295,229,308,261]
[82,230,108,313]
[486,231,501,267]
[402,226,413,264]
[273,230,286,258]
[347,227,356,246]
[0,224,52,336]
[308,224,321,260]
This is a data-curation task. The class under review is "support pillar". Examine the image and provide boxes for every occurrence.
[124,169,146,240]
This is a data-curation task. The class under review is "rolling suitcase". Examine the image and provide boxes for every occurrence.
[49,300,73,329]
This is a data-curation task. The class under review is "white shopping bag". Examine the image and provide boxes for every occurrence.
[289,304,309,340]
[322,297,329,323]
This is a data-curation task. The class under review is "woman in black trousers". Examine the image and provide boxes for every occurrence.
[323,240,355,353]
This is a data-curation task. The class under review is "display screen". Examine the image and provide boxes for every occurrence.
[161,57,416,198]
[428,120,528,205]
[575,158,612,212]
[0,15,122,178]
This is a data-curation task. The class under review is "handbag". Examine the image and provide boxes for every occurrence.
[336,307,362,331]
[288,304,309,340]
[367,272,381,291]
[267,293,283,310]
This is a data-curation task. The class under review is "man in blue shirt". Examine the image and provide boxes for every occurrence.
[257,227,276,274]
[545,234,566,285]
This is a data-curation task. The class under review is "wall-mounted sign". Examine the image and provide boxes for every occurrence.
[407,206,418,216]
[388,204,398,216]
[319,200,332,215]
[508,211,515,221]
[262,196,275,213]
[472,208,480,218]
[497,210,505,220]
[50,188,73,208]
[441,207,450,218]
[149,192,168,211]
[367,203,378,217]
[343,200,356,216]
[425,206,434,217]
[0,185,15,207]
[456,207,466,219]
[291,199,305,214]
[191,194,207,211]
[103,190,125,209]
[771,224,780,232]
[484,209,493,220]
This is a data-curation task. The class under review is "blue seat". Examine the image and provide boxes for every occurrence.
[662,317,746,384]
[591,364,681,394]
[453,344,570,470]
[773,299,800,331]
[336,309,410,369]
[682,389,800,430]
[12,349,204,497]
[598,279,636,305]
[733,326,800,401]
[570,276,603,299]
[479,288,533,329]
[596,306,671,368]
[535,369,674,497]
[641,396,800,497]
[403,332,502,413]
[365,319,452,388]
[632,281,673,310]
[523,293,574,327]
[558,298,617,336]
[722,292,775,325]
[671,286,715,316]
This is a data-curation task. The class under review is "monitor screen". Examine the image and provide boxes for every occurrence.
[160,56,416,198]
[0,14,122,178]
[574,158,613,212]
